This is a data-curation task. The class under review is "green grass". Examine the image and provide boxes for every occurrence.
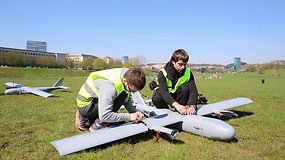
[0,67,285,159]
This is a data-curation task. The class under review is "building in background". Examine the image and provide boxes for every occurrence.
[0,46,99,69]
[234,57,241,71]
[27,41,47,52]
[101,56,113,64]
[0,46,64,62]
[122,56,129,64]
[66,53,97,69]
[55,53,67,64]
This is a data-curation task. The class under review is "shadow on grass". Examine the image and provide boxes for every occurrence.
[232,110,254,117]
[59,90,71,93]
[84,131,152,153]
[208,137,239,144]
[82,129,184,154]
[204,110,254,121]
[203,110,254,144]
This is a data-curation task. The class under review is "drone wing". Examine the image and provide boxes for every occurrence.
[25,87,55,98]
[50,123,148,156]
[197,97,253,116]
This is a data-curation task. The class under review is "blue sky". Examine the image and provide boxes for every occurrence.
[1,0,284,65]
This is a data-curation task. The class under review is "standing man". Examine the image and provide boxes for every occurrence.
[152,49,198,115]
[76,67,146,131]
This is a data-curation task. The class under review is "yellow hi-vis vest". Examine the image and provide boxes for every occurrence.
[76,68,126,107]
[161,67,191,93]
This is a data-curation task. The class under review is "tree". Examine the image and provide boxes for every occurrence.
[93,58,108,70]
[81,57,94,70]
[36,57,57,68]
[65,58,75,69]
[5,52,23,67]
[109,59,123,68]
[129,55,146,66]
[200,67,207,74]
[123,61,132,68]
[245,64,256,72]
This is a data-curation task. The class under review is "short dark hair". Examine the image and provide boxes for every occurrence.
[170,49,189,63]
[124,68,146,90]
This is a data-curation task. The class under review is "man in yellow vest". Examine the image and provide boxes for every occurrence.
[76,67,146,132]
[152,49,198,115]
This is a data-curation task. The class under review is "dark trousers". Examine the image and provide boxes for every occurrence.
[78,91,128,124]
[152,84,190,109]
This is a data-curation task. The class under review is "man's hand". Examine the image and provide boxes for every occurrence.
[186,105,197,115]
[172,102,187,115]
[129,111,144,122]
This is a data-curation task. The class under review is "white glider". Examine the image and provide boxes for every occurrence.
[4,78,69,98]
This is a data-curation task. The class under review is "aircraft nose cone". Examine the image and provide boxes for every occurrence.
[4,89,12,94]
[4,88,20,95]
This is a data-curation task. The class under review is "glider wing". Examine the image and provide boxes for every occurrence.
[50,123,148,156]
[197,97,253,116]
[25,87,55,98]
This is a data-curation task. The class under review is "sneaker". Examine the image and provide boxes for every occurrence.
[89,121,108,132]
[75,110,88,131]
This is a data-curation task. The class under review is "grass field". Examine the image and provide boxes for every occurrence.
[0,67,284,159]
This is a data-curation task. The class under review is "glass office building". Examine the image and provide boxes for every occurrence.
[27,41,47,52]
[234,57,241,71]
[122,56,129,64]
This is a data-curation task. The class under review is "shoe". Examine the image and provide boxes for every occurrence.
[89,121,108,132]
[75,110,88,131]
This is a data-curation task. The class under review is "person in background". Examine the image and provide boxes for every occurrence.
[261,78,265,84]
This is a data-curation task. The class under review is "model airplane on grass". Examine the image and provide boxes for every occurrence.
[4,78,69,98]
[50,92,253,156]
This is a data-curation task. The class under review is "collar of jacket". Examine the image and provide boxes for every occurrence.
[164,61,186,80]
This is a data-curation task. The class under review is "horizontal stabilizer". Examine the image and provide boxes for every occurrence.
[132,92,172,116]
[197,97,253,116]
[144,99,152,105]
[5,82,23,88]
[132,92,147,106]
[50,123,148,156]
[58,86,70,90]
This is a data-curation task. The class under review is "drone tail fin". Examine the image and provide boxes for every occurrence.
[52,78,64,87]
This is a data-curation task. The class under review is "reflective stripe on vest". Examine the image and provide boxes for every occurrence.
[160,67,191,93]
[76,68,126,107]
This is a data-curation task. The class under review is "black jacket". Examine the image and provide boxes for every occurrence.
[157,62,198,105]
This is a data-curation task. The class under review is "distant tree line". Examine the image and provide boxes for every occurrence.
[244,60,285,73]
[0,51,146,70]
[91,56,145,71]
[0,52,63,68]
[190,61,285,74]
